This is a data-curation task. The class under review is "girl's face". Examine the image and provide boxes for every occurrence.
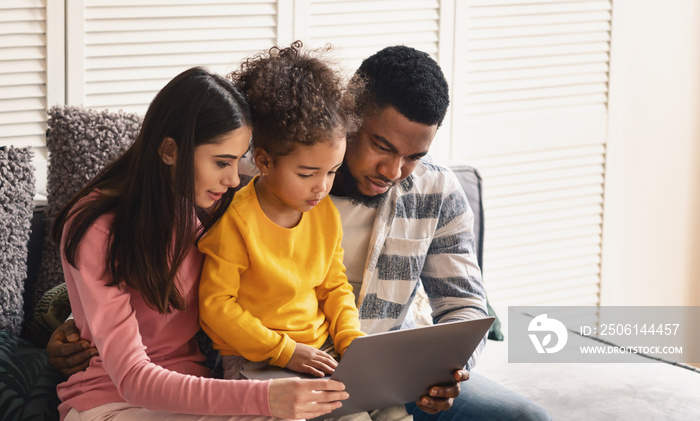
[255,136,346,226]
[193,126,252,208]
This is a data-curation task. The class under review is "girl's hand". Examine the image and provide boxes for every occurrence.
[286,343,338,377]
[268,377,348,419]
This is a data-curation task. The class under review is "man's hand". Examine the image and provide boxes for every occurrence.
[286,343,338,377]
[46,319,98,377]
[415,369,469,414]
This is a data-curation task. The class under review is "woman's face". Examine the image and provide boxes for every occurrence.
[193,126,252,208]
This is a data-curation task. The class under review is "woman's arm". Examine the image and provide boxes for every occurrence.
[64,221,273,416]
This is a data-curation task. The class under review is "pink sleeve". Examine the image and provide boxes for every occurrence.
[65,222,272,416]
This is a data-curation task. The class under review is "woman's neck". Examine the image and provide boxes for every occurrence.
[254,178,302,228]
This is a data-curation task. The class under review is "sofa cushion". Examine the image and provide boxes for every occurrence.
[28,106,142,346]
[0,331,63,421]
[0,147,36,337]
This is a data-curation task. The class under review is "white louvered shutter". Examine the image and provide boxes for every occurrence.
[452,0,612,306]
[0,0,63,198]
[304,0,452,156]
[305,0,441,73]
[70,0,281,114]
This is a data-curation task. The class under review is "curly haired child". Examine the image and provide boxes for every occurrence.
[197,42,366,381]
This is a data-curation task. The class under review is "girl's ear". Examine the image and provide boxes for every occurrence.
[253,147,273,176]
[159,137,178,166]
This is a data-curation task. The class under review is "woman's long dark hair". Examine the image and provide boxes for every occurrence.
[53,67,251,313]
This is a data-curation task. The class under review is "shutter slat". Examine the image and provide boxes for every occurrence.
[0,71,45,87]
[468,11,611,29]
[0,121,45,138]
[311,0,439,15]
[0,8,45,23]
[0,33,46,48]
[486,224,602,250]
[469,63,609,84]
[86,92,161,108]
[470,0,604,6]
[0,109,45,125]
[85,50,261,70]
[490,282,600,307]
[469,1,611,18]
[467,73,608,95]
[486,183,604,209]
[85,35,276,57]
[467,52,610,72]
[469,21,610,40]
[488,235,602,261]
[489,255,601,282]
[309,21,438,38]
[312,32,439,49]
[0,59,45,74]
[467,42,609,62]
[489,194,603,219]
[0,0,44,9]
[0,46,45,61]
[310,9,438,26]
[489,214,603,241]
[85,65,207,82]
[469,31,610,51]
[0,136,45,149]
[489,204,603,232]
[88,0,271,5]
[87,26,276,45]
[85,4,276,19]
[0,21,45,35]
[84,15,276,32]
[479,153,605,177]
[486,167,605,194]
[0,84,45,100]
[0,96,45,113]
[465,93,608,116]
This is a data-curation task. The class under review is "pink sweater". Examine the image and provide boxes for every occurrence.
[57,209,272,420]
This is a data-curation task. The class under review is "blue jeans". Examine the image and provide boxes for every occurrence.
[405,372,551,421]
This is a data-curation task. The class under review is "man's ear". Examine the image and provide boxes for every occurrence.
[159,137,178,166]
[253,147,273,176]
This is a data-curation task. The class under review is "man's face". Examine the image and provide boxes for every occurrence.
[343,106,437,199]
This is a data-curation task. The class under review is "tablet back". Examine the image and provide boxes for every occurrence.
[322,317,494,418]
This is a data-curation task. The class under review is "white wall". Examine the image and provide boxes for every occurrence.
[601,0,700,306]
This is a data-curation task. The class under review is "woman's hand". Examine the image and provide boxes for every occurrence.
[268,377,348,419]
[286,343,338,377]
[46,319,98,377]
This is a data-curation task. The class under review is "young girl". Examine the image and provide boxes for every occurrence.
[53,67,347,421]
[197,42,365,380]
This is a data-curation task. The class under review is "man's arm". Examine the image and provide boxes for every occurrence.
[415,169,488,413]
[46,319,98,377]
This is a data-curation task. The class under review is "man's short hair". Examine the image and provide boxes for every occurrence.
[356,45,449,127]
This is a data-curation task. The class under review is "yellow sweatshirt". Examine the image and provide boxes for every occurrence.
[198,179,364,368]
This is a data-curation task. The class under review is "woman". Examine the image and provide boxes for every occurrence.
[52,67,347,421]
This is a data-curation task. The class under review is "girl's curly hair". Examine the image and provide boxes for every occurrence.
[229,41,363,157]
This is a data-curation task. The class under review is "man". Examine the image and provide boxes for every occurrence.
[48,45,550,420]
